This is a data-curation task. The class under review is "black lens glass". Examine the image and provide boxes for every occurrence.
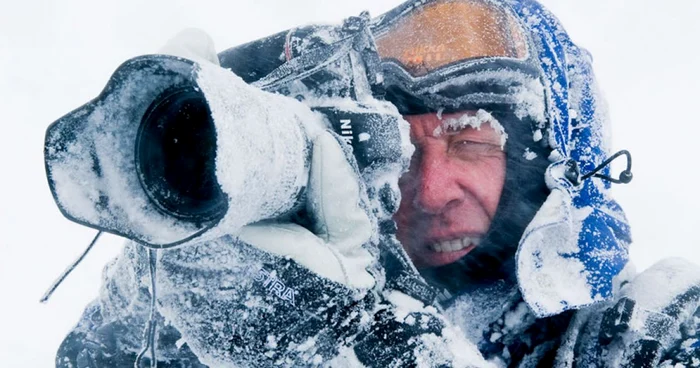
[136,86,226,222]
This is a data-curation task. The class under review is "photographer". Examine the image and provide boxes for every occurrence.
[51,0,700,367]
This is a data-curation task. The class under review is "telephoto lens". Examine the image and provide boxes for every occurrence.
[45,55,324,247]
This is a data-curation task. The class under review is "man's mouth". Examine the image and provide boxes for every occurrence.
[428,236,482,253]
[408,235,482,268]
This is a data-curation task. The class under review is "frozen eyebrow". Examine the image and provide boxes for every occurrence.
[432,109,508,149]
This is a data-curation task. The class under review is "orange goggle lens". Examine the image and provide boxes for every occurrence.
[374,0,529,77]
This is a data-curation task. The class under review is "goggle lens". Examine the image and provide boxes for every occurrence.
[375,0,529,77]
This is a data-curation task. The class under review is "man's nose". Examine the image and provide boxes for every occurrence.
[414,153,464,215]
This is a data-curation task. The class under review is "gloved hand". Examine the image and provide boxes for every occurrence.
[154,130,379,366]
[55,28,495,368]
[237,130,376,290]
[560,258,700,368]
[152,29,492,368]
[160,28,376,290]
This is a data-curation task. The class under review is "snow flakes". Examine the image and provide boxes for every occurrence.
[533,129,543,142]
[523,148,538,160]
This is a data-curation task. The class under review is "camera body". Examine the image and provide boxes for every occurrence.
[45,15,411,250]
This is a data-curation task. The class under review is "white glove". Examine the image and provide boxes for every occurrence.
[159,28,220,66]
[160,28,376,290]
[239,131,376,289]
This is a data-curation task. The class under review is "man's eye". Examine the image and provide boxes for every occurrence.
[448,140,503,160]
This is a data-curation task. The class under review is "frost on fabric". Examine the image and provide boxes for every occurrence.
[153,235,363,367]
[193,62,328,240]
[444,283,520,350]
[420,68,547,125]
[517,187,598,317]
[285,81,415,250]
[45,55,331,247]
[622,258,700,313]
[384,291,497,368]
[566,54,612,157]
[432,109,508,149]
[45,57,205,244]
[523,148,537,160]
[324,346,364,368]
[533,129,543,142]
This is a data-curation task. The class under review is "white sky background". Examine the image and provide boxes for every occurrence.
[1,0,699,366]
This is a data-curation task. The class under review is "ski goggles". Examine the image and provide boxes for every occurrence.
[371,0,544,116]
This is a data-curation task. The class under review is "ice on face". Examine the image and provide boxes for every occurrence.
[432,109,508,149]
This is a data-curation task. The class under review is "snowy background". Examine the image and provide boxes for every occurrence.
[1,0,699,366]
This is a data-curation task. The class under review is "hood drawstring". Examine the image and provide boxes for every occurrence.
[565,150,633,186]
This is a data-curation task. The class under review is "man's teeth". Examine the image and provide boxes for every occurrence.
[429,237,481,253]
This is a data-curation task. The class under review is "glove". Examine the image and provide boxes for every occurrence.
[160,28,376,290]
[237,130,376,290]
[155,129,490,367]
[55,28,494,368]
[559,258,700,368]
[156,33,379,361]
[158,28,221,66]
[155,29,493,367]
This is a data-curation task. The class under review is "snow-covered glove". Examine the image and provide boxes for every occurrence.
[558,258,700,367]
[236,130,376,290]
[151,29,493,368]
[155,130,490,367]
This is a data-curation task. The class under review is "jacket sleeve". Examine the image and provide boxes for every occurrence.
[155,235,494,368]
[556,258,700,368]
[57,236,494,368]
[155,235,372,367]
[56,241,207,368]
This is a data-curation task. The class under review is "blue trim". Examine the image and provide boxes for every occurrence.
[505,0,632,314]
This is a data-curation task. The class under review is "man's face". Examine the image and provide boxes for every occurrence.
[394,111,507,269]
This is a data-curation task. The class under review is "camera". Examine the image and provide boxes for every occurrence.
[44,19,409,249]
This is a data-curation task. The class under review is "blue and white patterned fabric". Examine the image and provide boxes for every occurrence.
[504,0,633,317]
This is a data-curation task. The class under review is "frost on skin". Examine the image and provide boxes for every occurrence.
[432,109,508,149]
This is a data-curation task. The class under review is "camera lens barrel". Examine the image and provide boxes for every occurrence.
[46,55,317,246]
[136,85,227,222]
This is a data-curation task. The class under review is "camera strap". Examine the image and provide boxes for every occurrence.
[40,231,104,303]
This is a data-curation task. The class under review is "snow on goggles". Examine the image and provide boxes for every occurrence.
[373,0,529,77]
[371,0,544,117]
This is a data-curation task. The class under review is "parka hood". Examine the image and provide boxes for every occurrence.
[506,0,632,317]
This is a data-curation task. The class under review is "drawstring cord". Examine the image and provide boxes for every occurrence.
[581,150,633,184]
[40,230,160,367]
[135,248,159,368]
[565,150,634,186]
[40,231,103,303]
